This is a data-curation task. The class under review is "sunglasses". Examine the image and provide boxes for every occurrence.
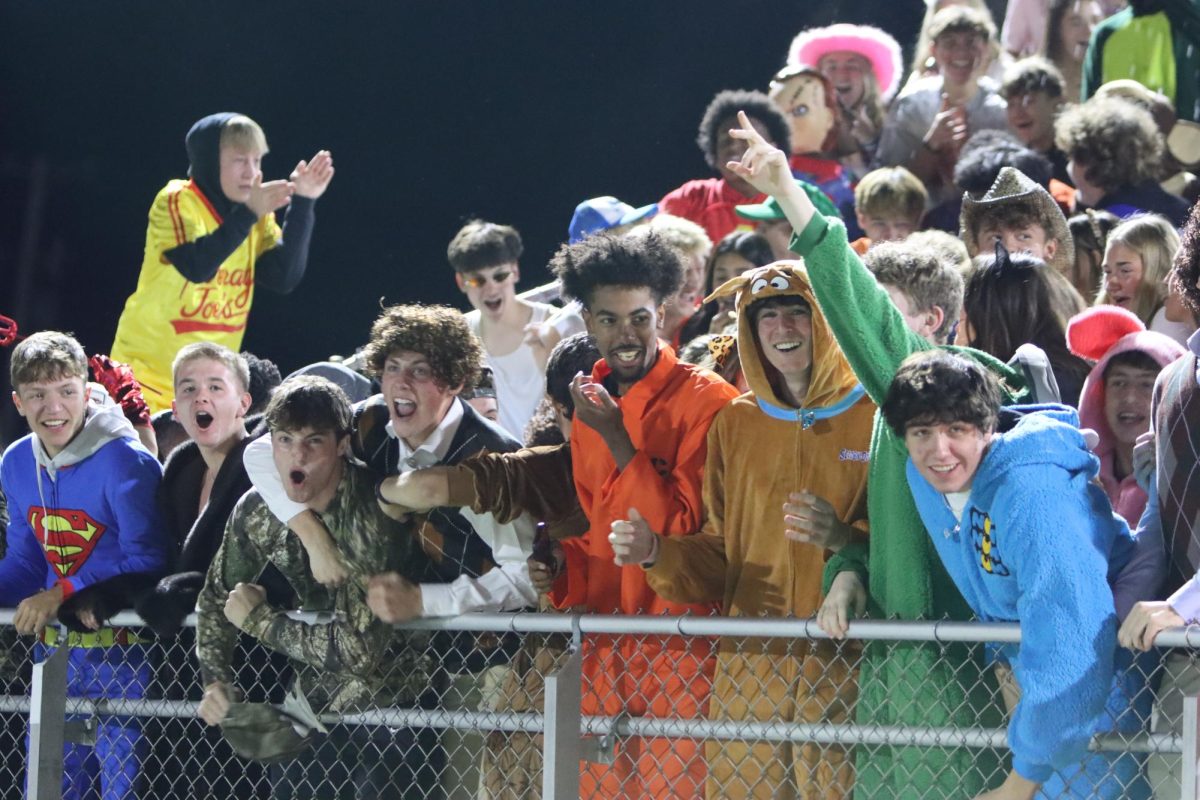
[462,270,513,289]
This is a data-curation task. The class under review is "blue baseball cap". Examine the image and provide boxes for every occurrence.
[568,196,658,243]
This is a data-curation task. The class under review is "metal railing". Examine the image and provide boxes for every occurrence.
[1,610,1196,799]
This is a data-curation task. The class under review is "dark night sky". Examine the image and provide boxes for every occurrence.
[0,1,923,444]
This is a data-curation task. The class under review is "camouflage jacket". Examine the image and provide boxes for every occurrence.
[196,461,431,713]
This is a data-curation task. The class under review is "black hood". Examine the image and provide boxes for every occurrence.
[185,112,239,220]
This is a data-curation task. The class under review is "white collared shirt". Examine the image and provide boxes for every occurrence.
[386,394,463,472]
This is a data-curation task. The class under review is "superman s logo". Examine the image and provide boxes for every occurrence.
[27,507,107,577]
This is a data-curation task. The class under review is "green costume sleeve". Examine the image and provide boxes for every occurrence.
[789,214,934,407]
[823,540,870,595]
[791,215,1027,593]
[1080,13,1121,101]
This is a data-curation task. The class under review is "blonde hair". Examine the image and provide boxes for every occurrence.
[855,167,928,221]
[171,342,250,393]
[220,115,268,155]
[639,213,714,259]
[857,67,886,134]
[1095,214,1181,325]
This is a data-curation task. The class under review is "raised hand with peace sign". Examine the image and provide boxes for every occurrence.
[724,110,820,243]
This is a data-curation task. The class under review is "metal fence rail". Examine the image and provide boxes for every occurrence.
[0,610,1196,799]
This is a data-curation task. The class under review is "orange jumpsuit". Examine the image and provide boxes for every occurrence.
[551,344,738,799]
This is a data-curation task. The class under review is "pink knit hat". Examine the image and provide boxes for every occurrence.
[788,24,904,104]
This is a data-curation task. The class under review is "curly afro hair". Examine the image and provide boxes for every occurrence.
[1169,203,1200,318]
[1055,97,1163,194]
[362,304,482,390]
[696,89,791,172]
[549,230,684,308]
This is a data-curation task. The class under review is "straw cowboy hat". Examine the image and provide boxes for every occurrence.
[960,166,1074,273]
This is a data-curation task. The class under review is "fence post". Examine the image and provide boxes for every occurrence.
[1184,690,1200,799]
[542,644,582,800]
[28,644,68,800]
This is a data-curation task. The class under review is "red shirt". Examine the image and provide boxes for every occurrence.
[659,177,763,245]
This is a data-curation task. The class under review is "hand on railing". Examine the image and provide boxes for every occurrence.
[1119,600,1184,651]
[817,571,867,640]
[973,769,1039,800]
[12,585,63,635]
[198,681,232,726]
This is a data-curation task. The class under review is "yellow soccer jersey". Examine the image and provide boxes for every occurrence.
[112,179,281,412]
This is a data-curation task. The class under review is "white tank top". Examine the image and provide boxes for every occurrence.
[467,302,559,441]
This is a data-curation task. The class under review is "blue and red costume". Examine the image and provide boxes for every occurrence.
[0,405,167,800]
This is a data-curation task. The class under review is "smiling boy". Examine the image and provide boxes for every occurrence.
[1,331,167,800]
[543,230,739,799]
[112,112,334,412]
[607,262,873,797]
[883,350,1143,799]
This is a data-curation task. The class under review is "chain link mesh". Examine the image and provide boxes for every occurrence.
[0,612,1191,799]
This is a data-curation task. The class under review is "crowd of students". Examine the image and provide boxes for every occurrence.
[3,3,1200,798]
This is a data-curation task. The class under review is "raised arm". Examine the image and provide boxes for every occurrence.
[725,110,819,238]
[255,150,334,294]
[163,176,293,283]
[726,110,933,403]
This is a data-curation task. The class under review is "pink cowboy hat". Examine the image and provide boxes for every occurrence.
[788,24,903,103]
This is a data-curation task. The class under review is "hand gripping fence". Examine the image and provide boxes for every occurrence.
[3,608,1200,800]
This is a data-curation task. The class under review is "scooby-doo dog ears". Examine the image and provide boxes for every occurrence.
[704,262,809,309]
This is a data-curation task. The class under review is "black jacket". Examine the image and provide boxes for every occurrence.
[127,416,291,638]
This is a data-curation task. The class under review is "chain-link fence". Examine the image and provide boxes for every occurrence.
[2,609,1199,799]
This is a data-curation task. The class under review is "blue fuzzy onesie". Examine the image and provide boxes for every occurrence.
[906,405,1149,797]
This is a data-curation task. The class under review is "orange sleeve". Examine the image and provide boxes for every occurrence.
[595,382,735,536]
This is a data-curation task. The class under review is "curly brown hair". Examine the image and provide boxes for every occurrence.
[1055,97,1163,194]
[362,304,482,390]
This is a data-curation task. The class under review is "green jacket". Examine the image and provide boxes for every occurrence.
[791,214,1024,797]
[792,214,1028,618]
[1082,1,1200,122]
[197,461,431,713]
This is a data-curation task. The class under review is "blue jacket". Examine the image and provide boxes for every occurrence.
[906,404,1130,783]
[0,404,168,605]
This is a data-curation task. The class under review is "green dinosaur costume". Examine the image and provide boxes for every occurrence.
[793,213,1030,799]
